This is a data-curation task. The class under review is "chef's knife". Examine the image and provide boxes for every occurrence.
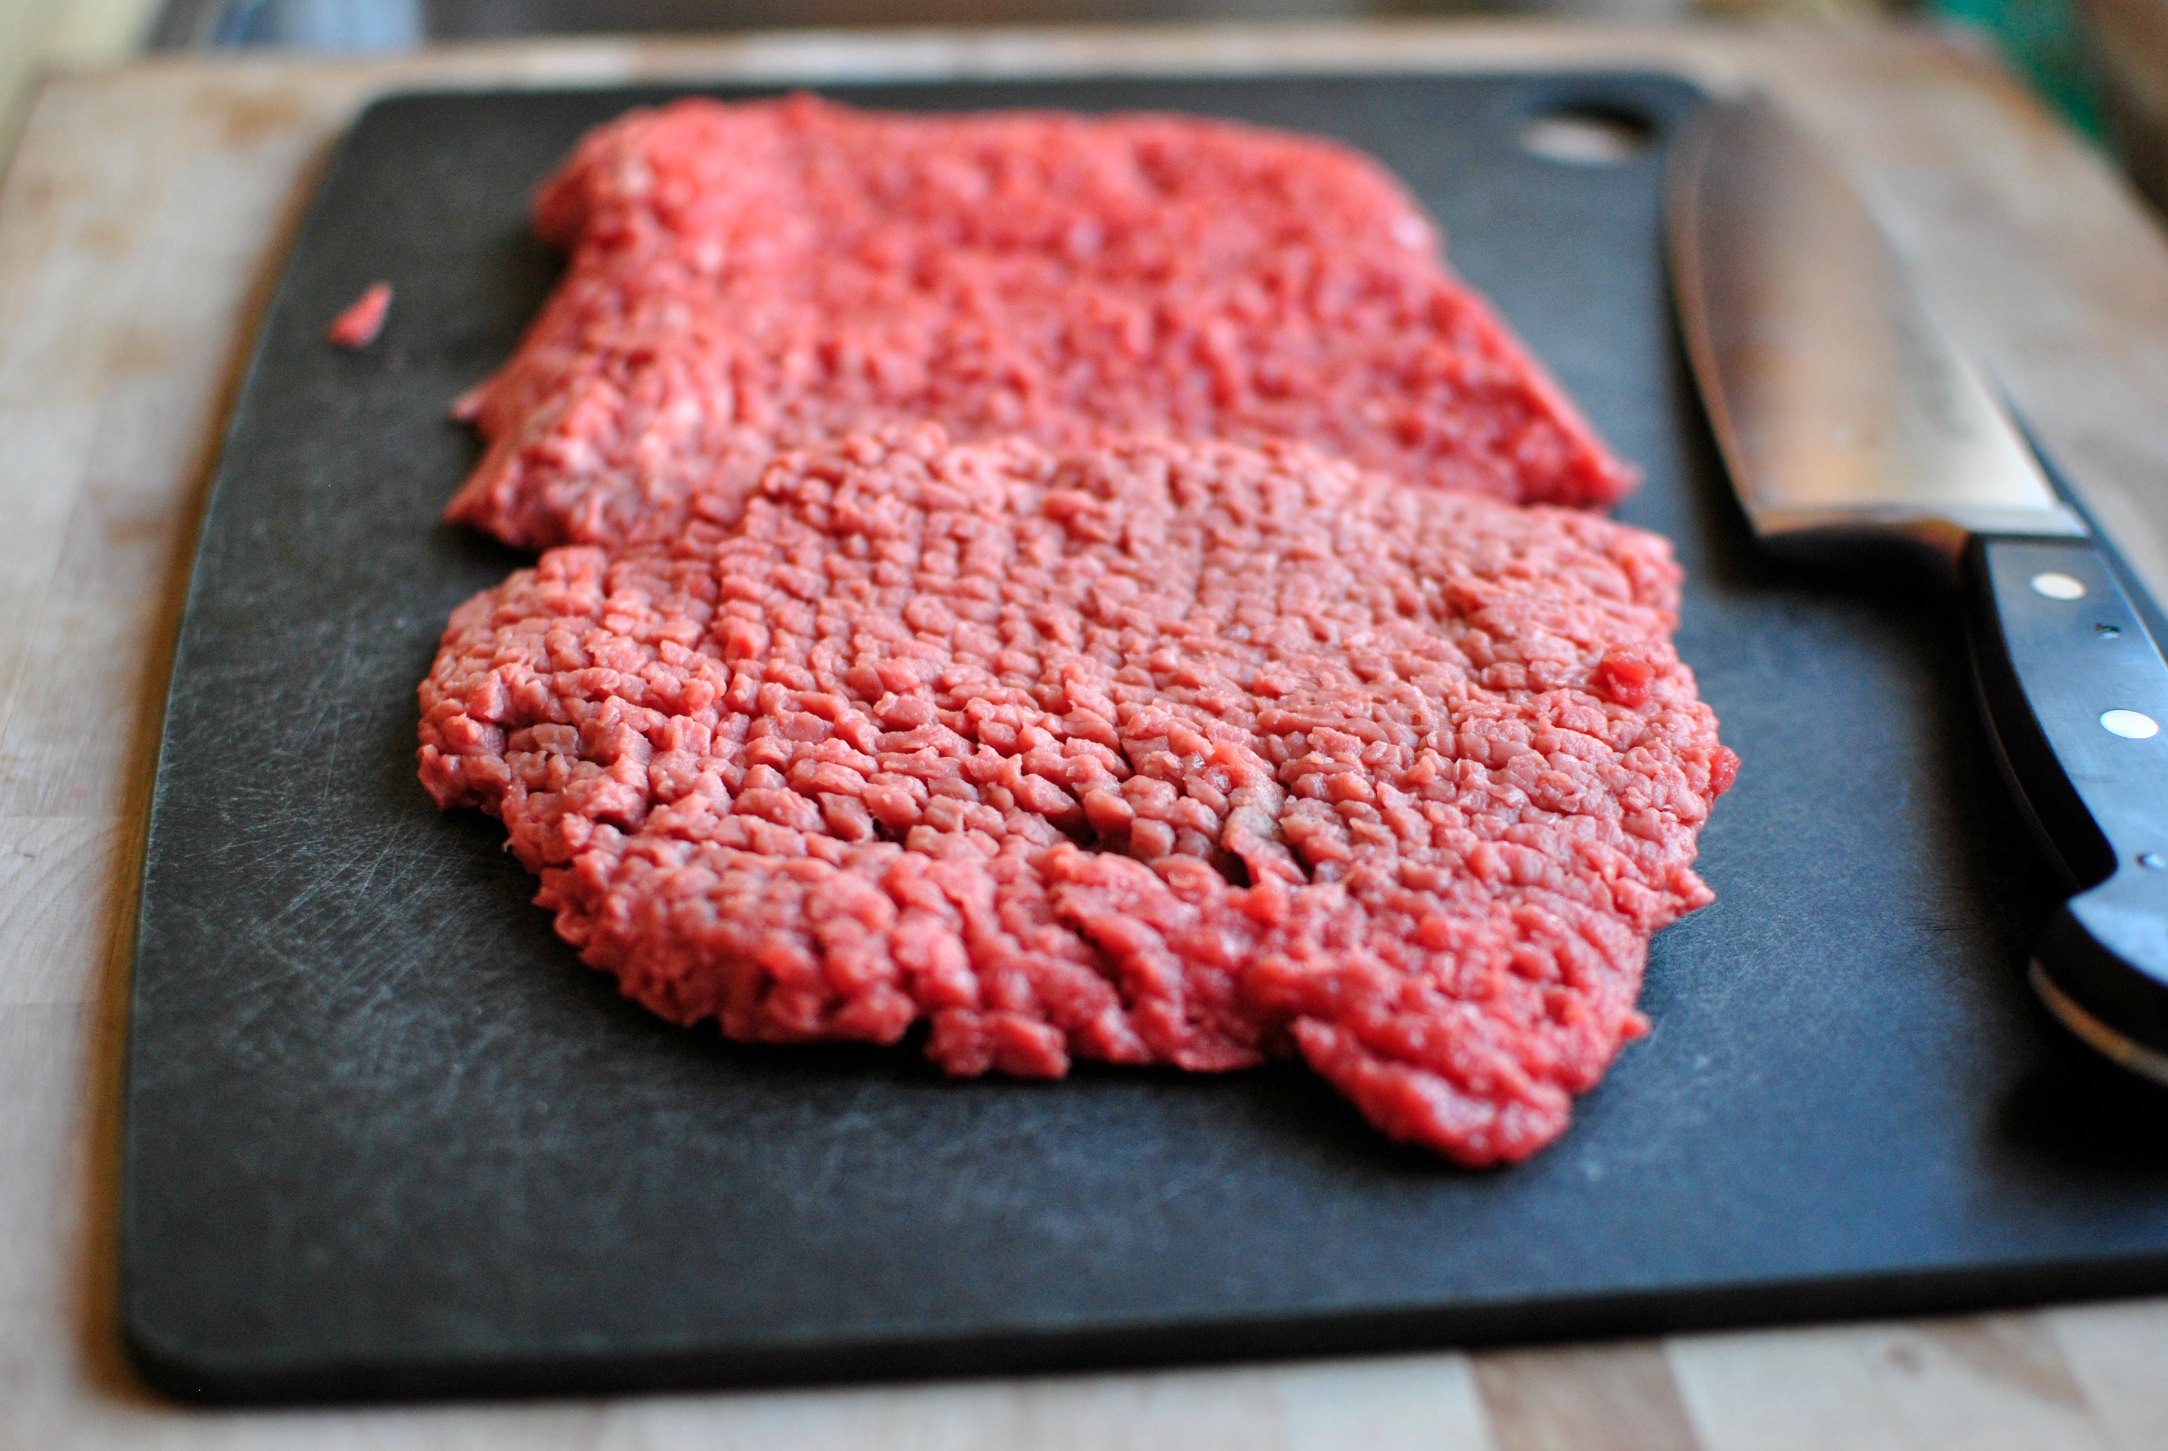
[1668,94,2168,1080]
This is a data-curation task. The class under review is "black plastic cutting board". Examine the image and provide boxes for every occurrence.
[121,72,2168,1405]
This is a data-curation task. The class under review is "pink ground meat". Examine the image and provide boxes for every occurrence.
[419,430,1733,1165]
[326,281,392,349]
[446,96,1635,550]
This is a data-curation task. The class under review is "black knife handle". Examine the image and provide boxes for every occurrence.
[1965,534,2168,1075]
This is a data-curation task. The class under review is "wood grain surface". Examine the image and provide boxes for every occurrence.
[4,20,2168,1449]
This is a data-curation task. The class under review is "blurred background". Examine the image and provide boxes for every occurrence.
[4,0,2166,211]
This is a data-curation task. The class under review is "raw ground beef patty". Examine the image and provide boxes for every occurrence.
[447,95,1635,550]
[420,430,1734,1164]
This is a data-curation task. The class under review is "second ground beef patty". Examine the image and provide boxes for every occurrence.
[420,430,1733,1164]
[447,96,1636,550]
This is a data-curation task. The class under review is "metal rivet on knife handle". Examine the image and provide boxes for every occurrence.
[2102,709,2162,740]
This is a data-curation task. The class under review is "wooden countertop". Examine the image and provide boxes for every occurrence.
[8,20,2168,1449]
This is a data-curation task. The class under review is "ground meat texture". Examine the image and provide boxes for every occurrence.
[446,96,1635,550]
[420,430,1733,1164]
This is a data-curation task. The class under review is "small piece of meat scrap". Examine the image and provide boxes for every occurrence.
[327,282,392,349]
[446,95,1634,550]
[419,430,1735,1165]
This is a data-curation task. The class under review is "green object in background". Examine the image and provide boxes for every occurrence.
[1936,0,2106,138]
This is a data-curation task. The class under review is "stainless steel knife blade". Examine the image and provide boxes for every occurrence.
[1667,93,2168,1081]
[1667,94,2086,560]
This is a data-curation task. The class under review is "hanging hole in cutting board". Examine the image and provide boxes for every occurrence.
[1520,103,1658,165]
